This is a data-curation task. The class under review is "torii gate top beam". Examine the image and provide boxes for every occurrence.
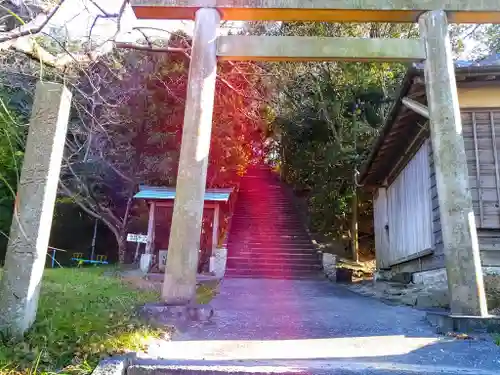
[131,0,500,23]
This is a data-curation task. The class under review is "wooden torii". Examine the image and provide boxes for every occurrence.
[131,0,500,319]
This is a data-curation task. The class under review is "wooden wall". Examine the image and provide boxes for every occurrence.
[374,86,500,274]
[462,110,500,229]
[461,108,500,267]
[374,141,436,271]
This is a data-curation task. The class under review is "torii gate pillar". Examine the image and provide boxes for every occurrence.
[162,8,220,304]
[419,10,488,317]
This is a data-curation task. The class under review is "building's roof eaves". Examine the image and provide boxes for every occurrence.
[359,54,500,186]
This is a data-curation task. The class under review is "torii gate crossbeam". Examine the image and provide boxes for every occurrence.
[131,0,500,23]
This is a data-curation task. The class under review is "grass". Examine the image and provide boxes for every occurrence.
[0,267,168,375]
[494,334,500,346]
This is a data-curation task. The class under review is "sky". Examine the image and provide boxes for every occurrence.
[47,0,241,44]
[47,0,478,59]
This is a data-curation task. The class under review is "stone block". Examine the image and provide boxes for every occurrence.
[374,270,411,284]
[400,293,418,306]
[140,254,153,274]
[415,288,449,309]
[390,272,412,284]
[91,354,135,375]
[158,250,168,272]
[209,247,228,278]
[322,253,337,282]
[412,268,447,287]
[426,311,500,334]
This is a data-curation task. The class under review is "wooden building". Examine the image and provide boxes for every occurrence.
[359,56,500,283]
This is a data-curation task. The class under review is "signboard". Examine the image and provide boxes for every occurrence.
[127,233,148,243]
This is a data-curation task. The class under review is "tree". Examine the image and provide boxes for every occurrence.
[56,33,268,263]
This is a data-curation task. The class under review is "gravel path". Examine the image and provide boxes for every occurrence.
[143,278,500,374]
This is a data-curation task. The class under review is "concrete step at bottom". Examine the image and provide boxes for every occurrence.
[124,359,500,375]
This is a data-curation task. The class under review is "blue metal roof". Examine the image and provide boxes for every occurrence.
[133,185,233,202]
[413,53,500,70]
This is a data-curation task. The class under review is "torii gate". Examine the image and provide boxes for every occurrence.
[131,1,500,319]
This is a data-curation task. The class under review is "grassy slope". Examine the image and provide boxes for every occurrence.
[0,268,166,375]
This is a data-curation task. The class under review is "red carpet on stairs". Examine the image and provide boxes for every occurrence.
[226,164,323,279]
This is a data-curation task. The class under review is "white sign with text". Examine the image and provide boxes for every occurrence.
[127,233,148,243]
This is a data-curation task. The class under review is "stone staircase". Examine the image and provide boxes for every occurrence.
[225,164,322,279]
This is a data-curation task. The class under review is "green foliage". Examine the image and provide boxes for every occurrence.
[494,334,500,346]
[0,268,165,375]
[0,92,28,262]
[259,21,412,240]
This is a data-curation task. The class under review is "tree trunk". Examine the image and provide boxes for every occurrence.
[117,194,134,264]
[351,188,359,263]
[117,233,127,264]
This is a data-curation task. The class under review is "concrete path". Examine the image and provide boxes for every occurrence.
[142,278,500,374]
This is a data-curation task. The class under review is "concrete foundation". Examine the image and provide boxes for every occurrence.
[426,311,500,334]
[412,267,500,287]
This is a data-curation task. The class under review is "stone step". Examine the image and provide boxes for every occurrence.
[225,263,322,272]
[227,239,312,244]
[228,242,313,248]
[122,358,500,375]
[226,252,320,259]
[229,222,305,227]
[226,258,320,268]
[231,212,300,216]
[230,218,303,222]
[227,247,317,255]
[231,225,306,231]
[231,225,305,231]
[228,241,315,249]
[225,269,323,279]
[233,203,292,206]
[227,234,311,240]
[227,250,318,256]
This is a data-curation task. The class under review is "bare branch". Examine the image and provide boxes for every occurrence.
[115,41,190,57]
[0,0,66,44]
